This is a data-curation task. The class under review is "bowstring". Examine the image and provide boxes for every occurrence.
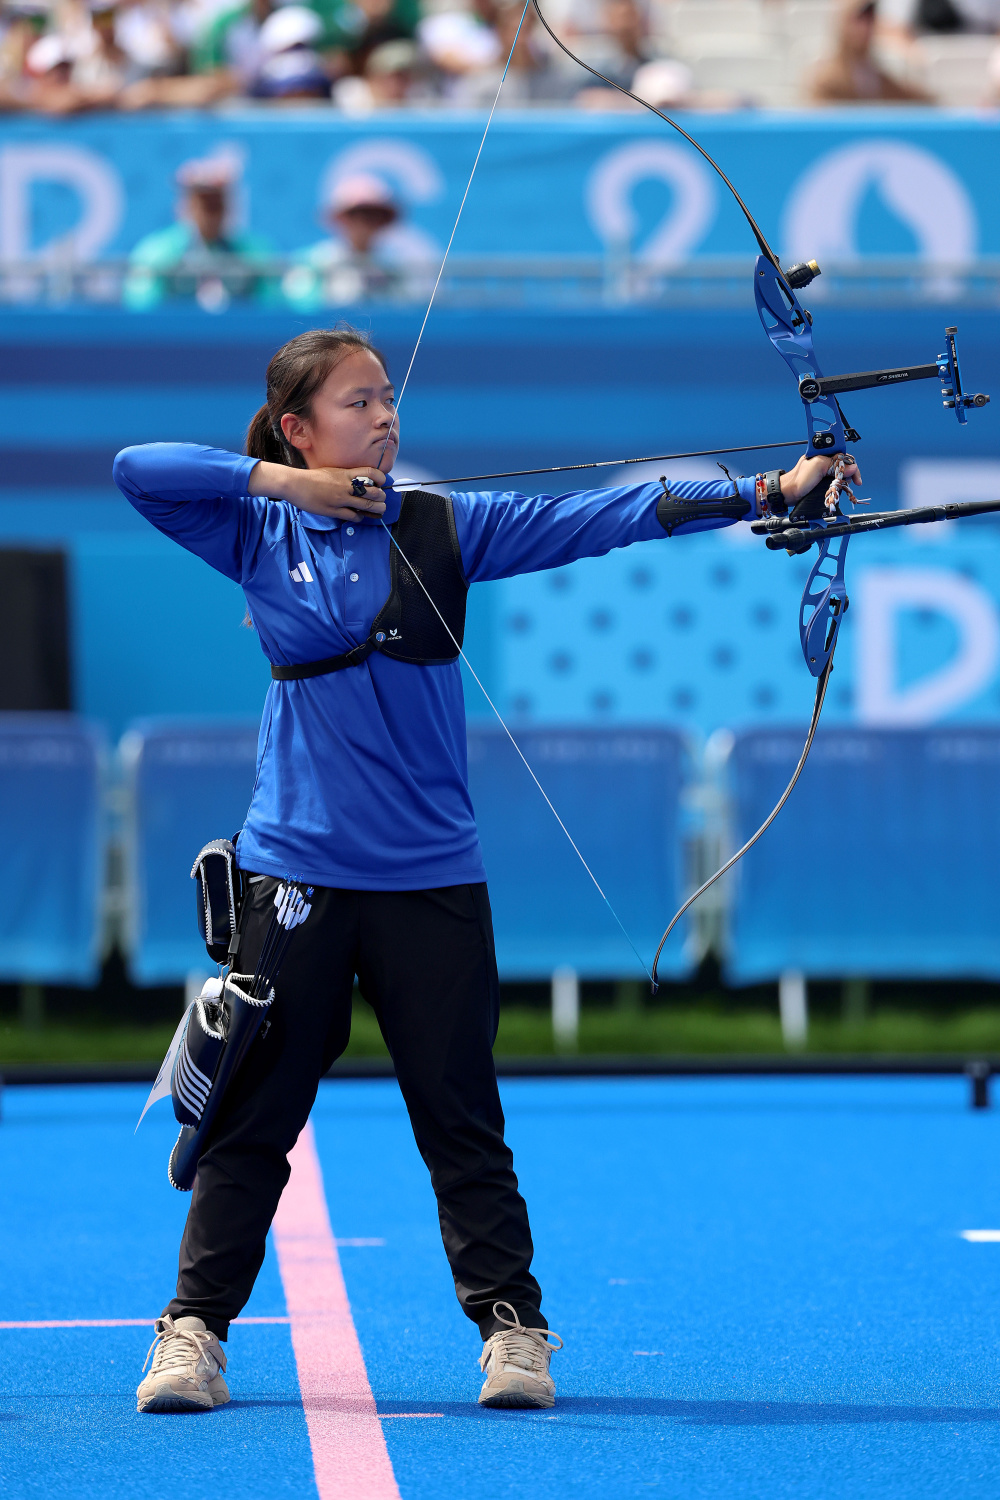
[381,519,654,985]
[367,0,653,979]
[374,0,533,475]
[527,0,846,987]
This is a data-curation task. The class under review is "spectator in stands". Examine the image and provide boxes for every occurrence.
[21,29,122,110]
[247,4,330,96]
[450,0,578,105]
[72,1,137,93]
[332,35,423,109]
[123,152,276,311]
[880,0,1000,31]
[115,0,184,75]
[416,1,500,99]
[807,0,935,102]
[324,0,418,77]
[283,171,433,307]
[190,0,276,88]
[0,0,48,107]
[568,0,656,89]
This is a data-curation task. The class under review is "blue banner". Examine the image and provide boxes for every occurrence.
[0,110,998,266]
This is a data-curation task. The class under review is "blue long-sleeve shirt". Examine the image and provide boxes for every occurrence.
[114,443,758,889]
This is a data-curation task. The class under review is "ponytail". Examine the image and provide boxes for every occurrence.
[245,403,288,465]
[245,326,388,469]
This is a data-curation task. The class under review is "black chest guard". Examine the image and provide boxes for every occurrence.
[271,490,468,681]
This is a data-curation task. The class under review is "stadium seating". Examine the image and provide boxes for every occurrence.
[724,726,1000,983]
[467,724,689,978]
[121,719,260,984]
[0,714,105,983]
[912,35,996,107]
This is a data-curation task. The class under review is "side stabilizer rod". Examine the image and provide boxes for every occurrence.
[798,363,940,400]
[798,326,989,416]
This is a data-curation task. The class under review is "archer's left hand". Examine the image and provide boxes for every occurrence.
[780,451,861,504]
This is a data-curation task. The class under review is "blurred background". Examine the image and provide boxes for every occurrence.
[3,0,1000,1069]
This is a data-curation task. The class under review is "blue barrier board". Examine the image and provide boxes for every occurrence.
[0,714,104,983]
[726,726,1000,982]
[469,725,687,978]
[123,719,259,984]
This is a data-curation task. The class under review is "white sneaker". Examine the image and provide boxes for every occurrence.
[478,1301,563,1408]
[137,1315,230,1413]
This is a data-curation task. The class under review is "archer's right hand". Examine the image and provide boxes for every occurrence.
[249,462,387,522]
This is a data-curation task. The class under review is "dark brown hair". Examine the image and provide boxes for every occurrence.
[245,326,388,468]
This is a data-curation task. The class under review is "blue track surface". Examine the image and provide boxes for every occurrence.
[3,1076,1000,1498]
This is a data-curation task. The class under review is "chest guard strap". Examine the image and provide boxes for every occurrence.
[271,490,468,680]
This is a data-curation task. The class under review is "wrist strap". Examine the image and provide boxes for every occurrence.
[759,469,787,517]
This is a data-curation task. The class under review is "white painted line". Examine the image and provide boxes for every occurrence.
[961,1229,1000,1242]
[0,1316,290,1330]
[379,1414,445,1419]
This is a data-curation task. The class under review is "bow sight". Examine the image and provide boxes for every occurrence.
[782,261,989,426]
[754,256,990,456]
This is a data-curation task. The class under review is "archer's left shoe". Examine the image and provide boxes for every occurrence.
[137,1315,230,1413]
[478,1301,563,1409]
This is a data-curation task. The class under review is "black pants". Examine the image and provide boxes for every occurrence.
[164,879,544,1343]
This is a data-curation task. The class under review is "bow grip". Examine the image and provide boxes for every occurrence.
[799,530,850,677]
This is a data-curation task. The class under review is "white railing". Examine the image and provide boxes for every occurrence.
[1,256,1000,309]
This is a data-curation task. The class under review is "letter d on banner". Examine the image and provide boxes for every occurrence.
[856,567,1000,725]
[0,144,123,262]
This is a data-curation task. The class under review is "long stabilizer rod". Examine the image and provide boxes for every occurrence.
[753,497,1000,551]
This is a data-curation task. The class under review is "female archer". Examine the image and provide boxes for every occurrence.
[117,324,856,1415]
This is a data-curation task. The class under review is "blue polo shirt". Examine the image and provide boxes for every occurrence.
[114,443,757,890]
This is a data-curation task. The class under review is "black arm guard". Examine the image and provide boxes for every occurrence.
[656,484,751,536]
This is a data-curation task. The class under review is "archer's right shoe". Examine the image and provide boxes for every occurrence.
[478,1301,563,1408]
[137,1315,230,1413]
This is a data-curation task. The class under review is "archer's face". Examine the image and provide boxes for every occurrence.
[281,349,399,473]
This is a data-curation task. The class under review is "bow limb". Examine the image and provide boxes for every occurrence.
[531,0,779,269]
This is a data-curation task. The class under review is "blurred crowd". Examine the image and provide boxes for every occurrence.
[2,0,1000,115]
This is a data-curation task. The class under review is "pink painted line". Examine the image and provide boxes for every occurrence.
[0,1315,291,1330]
[273,1120,400,1500]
